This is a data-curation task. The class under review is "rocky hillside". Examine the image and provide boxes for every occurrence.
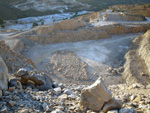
[1,0,150,20]
[0,0,60,20]
[109,4,150,17]
[0,0,88,20]
[13,18,150,44]
[123,30,150,85]
[1,8,150,113]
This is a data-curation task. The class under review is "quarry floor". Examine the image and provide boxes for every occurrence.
[23,33,143,85]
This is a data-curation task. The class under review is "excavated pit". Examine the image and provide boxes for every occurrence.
[22,33,143,85]
[1,12,150,86]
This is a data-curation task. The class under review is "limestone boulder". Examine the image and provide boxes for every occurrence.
[15,68,53,89]
[80,77,122,112]
[0,57,9,90]
[102,98,122,113]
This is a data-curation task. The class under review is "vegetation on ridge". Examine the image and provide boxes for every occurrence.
[0,0,59,20]
[0,0,150,20]
[77,0,150,11]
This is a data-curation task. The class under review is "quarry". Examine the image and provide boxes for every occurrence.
[0,9,150,113]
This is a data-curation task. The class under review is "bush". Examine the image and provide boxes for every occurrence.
[32,22,38,28]
[15,21,18,24]
[63,18,68,20]
[70,12,79,19]
[0,19,4,25]
[1,24,5,28]
[75,12,78,15]
[41,21,44,25]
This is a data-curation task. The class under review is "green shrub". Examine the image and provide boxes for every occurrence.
[1,24,5,28]
[32,22,38,28]
[41,21,44,25]
[0,19,4,24]
[15,21,18,24]
[70,12,79,19]
[75,12,78,15]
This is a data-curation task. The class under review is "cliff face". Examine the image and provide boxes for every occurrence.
[13,18,150,44]
[77,12,100,23]
[123,30,150,85]
[139,30,150,73]
[103,13,146,21]
[35,19,86,35]
[109,4,150,17]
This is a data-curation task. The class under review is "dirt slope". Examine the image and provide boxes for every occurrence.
[123,30,150,85]
[13,18,150,44]
[109,4,150,17]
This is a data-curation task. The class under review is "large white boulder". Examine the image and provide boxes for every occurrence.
[80,77,122,112]
[0,57,9,90]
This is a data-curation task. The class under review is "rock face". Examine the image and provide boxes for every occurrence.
[103,13,146,21]
[0,40,36,73]
[123,30,150,85]
[80,77,122,112]
[139,30,150,73]
[0,57,9,90]
[54,19,86,31]
[14,18,150,45]
[35,19,86,35]
[109,4,150,18]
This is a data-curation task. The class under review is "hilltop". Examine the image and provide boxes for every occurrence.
[0,0,150,20]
